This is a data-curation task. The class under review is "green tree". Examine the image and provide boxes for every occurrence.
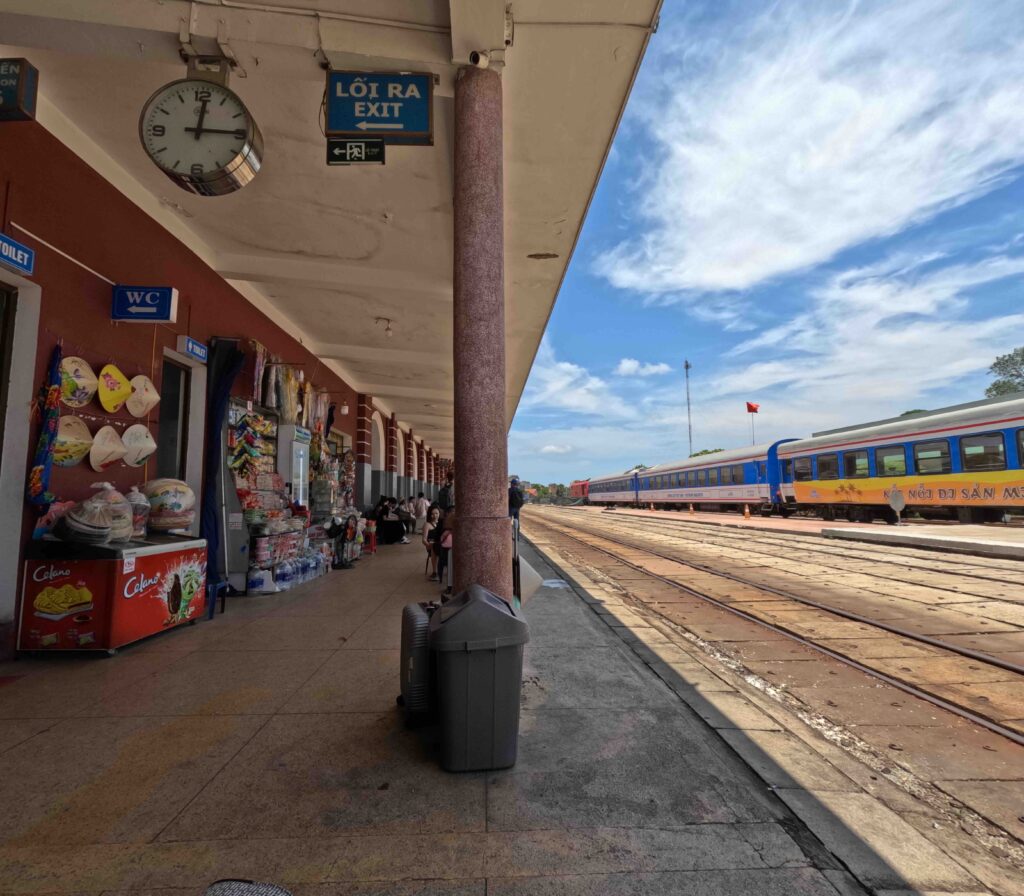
[900,409,927,416]
[689,448,724,457]
[986,347,1024,397]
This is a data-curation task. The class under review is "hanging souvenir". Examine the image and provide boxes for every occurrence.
[122,424,158,467]
[59,356,98,408]
[53,415,93,467]
[89,425,127,471]
[252,340,267,406]
[27,344,63,507]
[126,375,160,417]
[97,364,132,413]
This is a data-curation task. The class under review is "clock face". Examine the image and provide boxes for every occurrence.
[139,79,262,195]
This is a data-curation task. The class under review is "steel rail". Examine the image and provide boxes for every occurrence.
[572,506,1023,582]
[539,512,1024,677]
[525,514,1024,748]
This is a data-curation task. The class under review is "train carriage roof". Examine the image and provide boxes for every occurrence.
[779,393,1024,457]
[643,444,775,475]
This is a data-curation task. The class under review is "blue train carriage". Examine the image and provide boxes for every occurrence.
[635,441,796,514]
[777,393,1024,524]
[588,468,640,506]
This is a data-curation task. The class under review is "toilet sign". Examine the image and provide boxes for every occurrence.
[112,286,179,323]
[325,71,433,145]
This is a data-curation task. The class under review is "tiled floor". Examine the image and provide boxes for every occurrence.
[0,540,860,895]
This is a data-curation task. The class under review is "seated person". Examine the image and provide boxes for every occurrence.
[377,497,409,545]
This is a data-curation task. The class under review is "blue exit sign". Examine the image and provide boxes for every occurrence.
[0,58,38,122]
[325,71,433,145]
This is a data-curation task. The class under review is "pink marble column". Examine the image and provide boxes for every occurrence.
[453,65,512,599]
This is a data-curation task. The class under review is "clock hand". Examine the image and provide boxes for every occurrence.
[192,99,209,141]
[184,127,246,137]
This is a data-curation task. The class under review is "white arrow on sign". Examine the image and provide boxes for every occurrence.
[356,121,404,130]
[126,306,158,314]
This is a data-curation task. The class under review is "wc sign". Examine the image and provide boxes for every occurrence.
[111,286,179,323]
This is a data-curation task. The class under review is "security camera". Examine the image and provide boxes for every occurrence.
[469,50,490,69]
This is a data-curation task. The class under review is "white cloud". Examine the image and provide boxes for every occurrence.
[714,250,1024,401]
[598,0,1024,294]
[614,358,672,377]
[519,339,636,420]
[540,444,574,455]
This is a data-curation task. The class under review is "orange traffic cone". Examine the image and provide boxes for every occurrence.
[688,504,695,515]
[743,504,751,519]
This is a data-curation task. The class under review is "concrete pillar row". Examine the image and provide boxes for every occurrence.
[354,393,374,509]
[452,65,512,600]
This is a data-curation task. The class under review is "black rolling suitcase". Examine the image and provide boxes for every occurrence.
[398,602,433,726]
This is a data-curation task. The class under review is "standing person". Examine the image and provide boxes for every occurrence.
[413,491,429,533]
[508,477,524,520]
[436,506,455,592]
[422,505,441,580]
[438,474,453,513]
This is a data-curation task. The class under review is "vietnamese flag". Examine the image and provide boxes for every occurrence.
[746,402,760,413]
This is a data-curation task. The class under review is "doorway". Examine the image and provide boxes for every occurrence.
[156,358,190,480]
[0,287,14,450]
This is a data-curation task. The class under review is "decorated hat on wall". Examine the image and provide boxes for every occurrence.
[122,424,157,467]
[126,375,160,418]
[52,416,93,467]
[59,356,98,408]
[89,425,127,471]
[97,364,132,413]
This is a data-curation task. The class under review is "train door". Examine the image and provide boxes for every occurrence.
[767,439,798,510]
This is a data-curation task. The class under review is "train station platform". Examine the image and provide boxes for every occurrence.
[823,524,1024,560]
[0,539,912,895]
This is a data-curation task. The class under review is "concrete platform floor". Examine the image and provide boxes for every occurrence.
[823,523,1024,559]
[0,540,916,895]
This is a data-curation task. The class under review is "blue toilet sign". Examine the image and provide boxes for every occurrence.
[0,232,35,276]
[111,286,179,323]
[325,71,433,145]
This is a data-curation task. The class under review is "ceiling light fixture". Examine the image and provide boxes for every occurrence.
[527,252,559,260]
[375,317,394,338]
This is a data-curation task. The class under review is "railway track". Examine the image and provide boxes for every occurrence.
[571,506,1024,595]
[523,508,1024,746]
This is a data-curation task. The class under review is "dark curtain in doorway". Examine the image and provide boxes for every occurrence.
[201,337,245,585]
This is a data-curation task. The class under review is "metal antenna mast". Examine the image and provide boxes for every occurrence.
[684,359,693,456]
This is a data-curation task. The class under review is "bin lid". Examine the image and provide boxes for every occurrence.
[429,583,530,652]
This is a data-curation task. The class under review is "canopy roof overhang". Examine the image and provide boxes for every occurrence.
[0,0,661,457]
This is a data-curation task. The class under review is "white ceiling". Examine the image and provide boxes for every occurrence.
[0,0,661,457]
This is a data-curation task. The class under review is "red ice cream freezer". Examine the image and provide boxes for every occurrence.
[18,536,207,652]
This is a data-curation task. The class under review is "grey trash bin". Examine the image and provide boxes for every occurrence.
[429,583,530,772]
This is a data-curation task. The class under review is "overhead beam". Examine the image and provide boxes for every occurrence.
[309,342,452,367]
[363,384,453,401]
[218,253,452,302]
[448,0,508,65]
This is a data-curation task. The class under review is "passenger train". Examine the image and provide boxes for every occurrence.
[584,394,1024,523]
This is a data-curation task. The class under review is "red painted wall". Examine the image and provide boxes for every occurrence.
[0,121,358,652]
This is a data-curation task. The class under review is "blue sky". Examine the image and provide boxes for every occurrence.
[508,0,1024,484]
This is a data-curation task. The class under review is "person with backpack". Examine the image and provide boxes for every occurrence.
[508,477,524,520]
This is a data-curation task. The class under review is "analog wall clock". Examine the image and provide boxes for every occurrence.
[138,79,263,196]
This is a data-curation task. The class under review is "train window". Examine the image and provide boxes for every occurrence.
[757,462,767,479]
[688,471,697,487]
[709,468,719,486]
[794,457,813,481]
[817,454,839,479]
[961,433,1005,472]
[875,446,906,476]
[1019,430,1024,468]
[720,466,733,485]
[843,450,869,478]
[783,459,794,481]
[733,465,745,484]
[913,440,951,475]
